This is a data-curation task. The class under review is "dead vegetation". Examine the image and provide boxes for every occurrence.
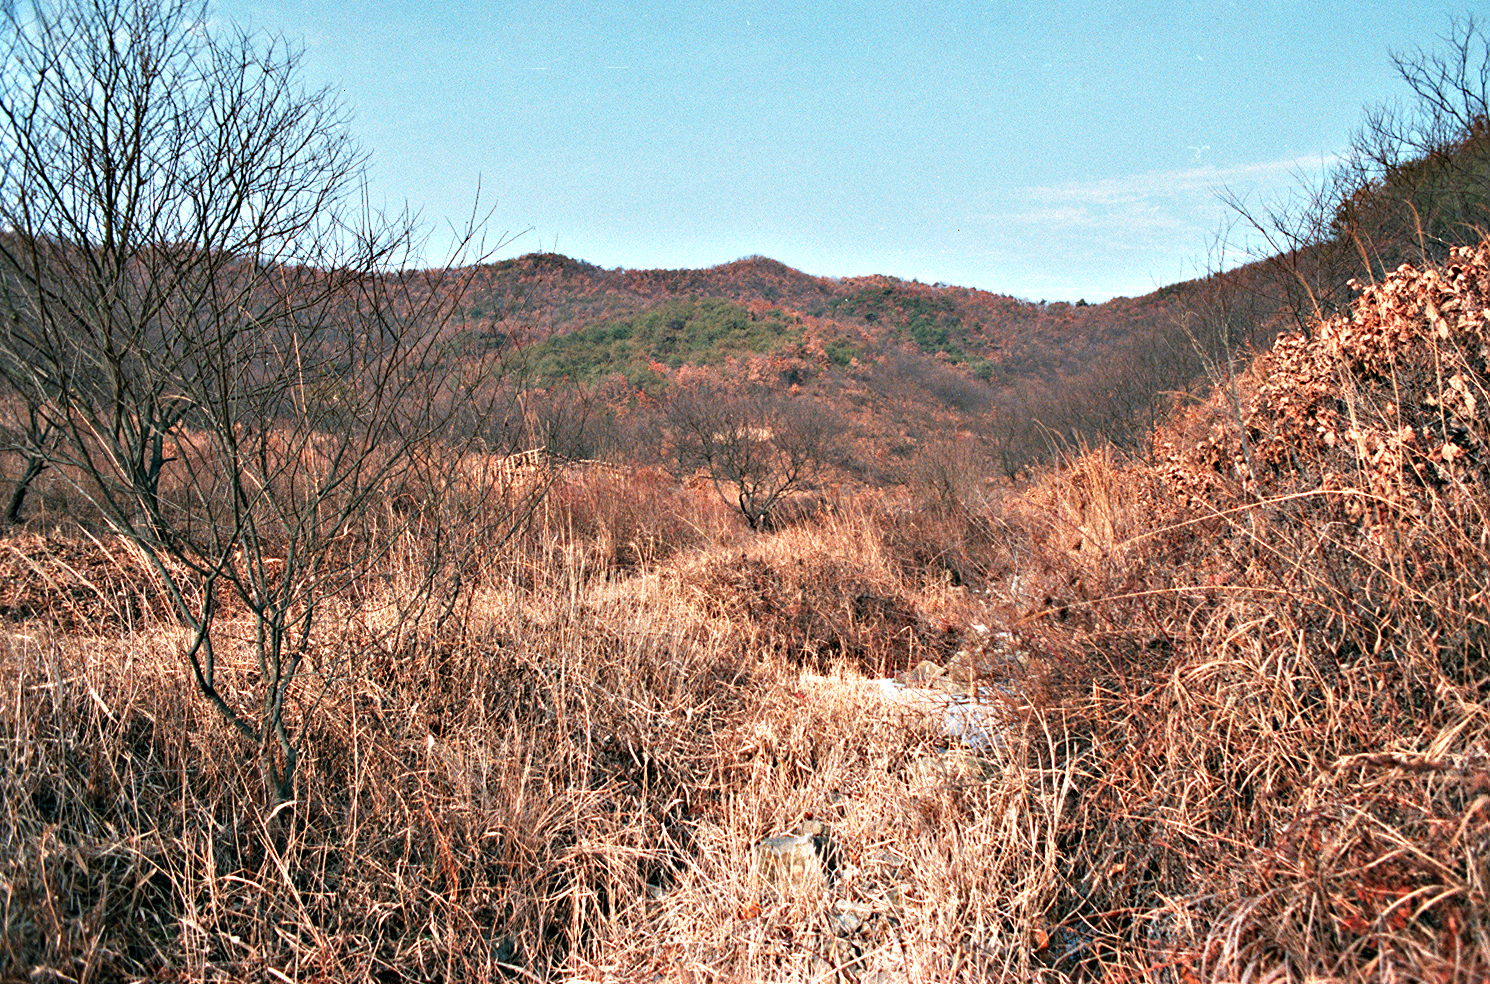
[4,250,1490,981]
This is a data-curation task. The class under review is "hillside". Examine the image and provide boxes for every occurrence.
[10,2,1490,979]
[5,242,1487,982]
[401,250,1254,488]
[445,251,1201,388]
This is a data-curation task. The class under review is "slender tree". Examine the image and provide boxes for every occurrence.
[0,0,534,802]
[1224,16,1490,329]
[668,386,843,531]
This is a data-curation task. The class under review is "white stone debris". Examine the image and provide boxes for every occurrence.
[867,676,1011,749]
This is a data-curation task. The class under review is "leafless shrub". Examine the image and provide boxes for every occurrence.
[0,0,537,803]
[666,385,846,531]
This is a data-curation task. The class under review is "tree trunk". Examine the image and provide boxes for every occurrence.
[5,454,46,523]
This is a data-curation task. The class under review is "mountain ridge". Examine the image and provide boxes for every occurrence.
[447,250,1205,392]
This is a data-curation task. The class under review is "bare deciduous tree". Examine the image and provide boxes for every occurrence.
[1224,16,1490,329]
[0,302,59,523]
[0,0,535,803]
[667,386,843,531]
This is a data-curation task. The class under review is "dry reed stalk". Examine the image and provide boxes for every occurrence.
[8,247,1490,981]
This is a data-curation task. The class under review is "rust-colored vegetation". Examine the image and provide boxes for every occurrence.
[4,247,1488,982]
[4,3,1489,980]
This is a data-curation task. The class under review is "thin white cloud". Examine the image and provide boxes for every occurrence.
[1005,201,1193,237]
[956,154,1347,299]
[973,154,1341,246]
[1019,154,1341,210]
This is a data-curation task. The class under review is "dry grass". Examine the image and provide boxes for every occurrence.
[0,502,1049,983]
[5,249,1490,981]
[1002,248,1490,981]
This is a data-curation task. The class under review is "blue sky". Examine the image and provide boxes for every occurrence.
[219,1,1469,301]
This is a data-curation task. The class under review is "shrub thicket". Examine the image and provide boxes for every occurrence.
[4,237,1490,983]
[1010,246,1490,980]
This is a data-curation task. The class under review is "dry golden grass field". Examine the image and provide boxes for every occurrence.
[3,250,1489,982]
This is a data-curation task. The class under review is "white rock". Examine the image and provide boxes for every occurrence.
[755,833,822,889]
[867,677,1008,749]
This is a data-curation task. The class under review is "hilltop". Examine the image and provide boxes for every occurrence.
[450,251,1197,386]
[408,250,1253,487]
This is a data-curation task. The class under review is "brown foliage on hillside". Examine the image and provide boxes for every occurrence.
[447,250,1200,386]
[8,232,1490,979]
[1011,245,1490,980]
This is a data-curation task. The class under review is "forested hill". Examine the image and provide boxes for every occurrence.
[443,251,1205,389]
